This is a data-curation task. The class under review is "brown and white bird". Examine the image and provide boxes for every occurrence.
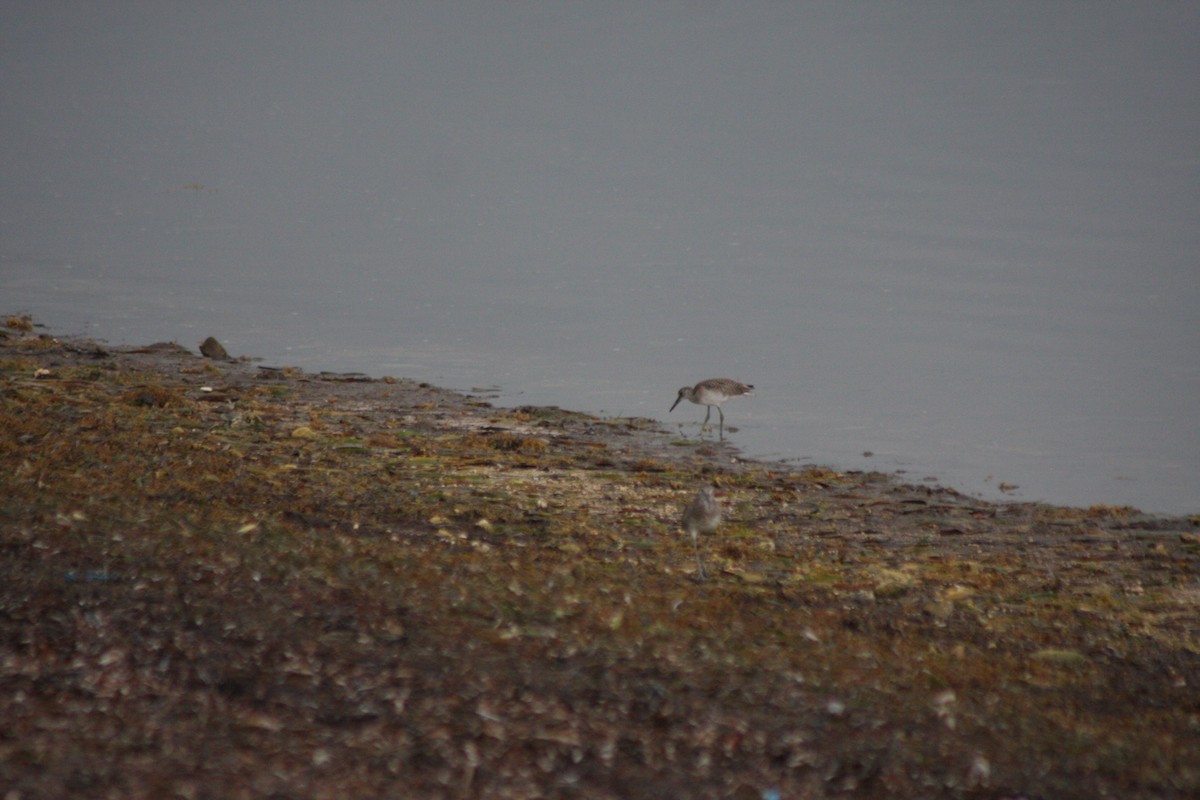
[669,378,754,437]
[681,486,722,580]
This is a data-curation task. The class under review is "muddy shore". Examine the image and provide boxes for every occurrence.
[2,316,1198,799]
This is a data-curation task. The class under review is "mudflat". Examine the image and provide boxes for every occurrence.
[2,316,1197,799]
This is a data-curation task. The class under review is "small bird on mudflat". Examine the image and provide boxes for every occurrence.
[681,486,722,580]
[669,378,754,437]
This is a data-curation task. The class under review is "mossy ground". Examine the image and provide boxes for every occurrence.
[2,317,1198,799]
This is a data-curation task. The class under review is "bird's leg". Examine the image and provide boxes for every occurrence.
[693,533,707,581]
[701,406,712,431]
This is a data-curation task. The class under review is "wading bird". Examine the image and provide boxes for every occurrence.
[669,378,754,437]
[681,486,721,580]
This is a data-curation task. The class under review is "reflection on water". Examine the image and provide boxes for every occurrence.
[2,3,1198,514]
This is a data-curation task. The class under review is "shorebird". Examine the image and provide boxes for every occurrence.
[681,486,722,580]
[669,378,754,437]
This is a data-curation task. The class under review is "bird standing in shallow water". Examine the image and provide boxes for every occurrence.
[669,378,754,437]
[681,486,721,580]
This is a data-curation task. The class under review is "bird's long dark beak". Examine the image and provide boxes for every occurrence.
[669,395,682,412]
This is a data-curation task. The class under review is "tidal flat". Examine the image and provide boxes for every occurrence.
[2,316,1197,799]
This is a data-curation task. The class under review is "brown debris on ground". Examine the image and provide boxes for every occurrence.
[1,315,1198,799]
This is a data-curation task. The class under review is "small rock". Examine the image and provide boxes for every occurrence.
[200,336,229,360]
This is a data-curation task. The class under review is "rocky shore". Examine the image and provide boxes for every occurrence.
[2,315,1198,798]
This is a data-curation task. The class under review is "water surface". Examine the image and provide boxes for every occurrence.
[3,3,1198,513]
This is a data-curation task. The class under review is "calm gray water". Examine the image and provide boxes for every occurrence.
[3,3,1198,514]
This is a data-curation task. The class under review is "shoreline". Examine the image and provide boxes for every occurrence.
[3,315,1198,798]
[8,315,1193,527]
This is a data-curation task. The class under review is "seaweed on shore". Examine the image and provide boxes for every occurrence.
[2,318,1198,799]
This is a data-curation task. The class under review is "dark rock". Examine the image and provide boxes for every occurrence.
[200,336,229,360]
